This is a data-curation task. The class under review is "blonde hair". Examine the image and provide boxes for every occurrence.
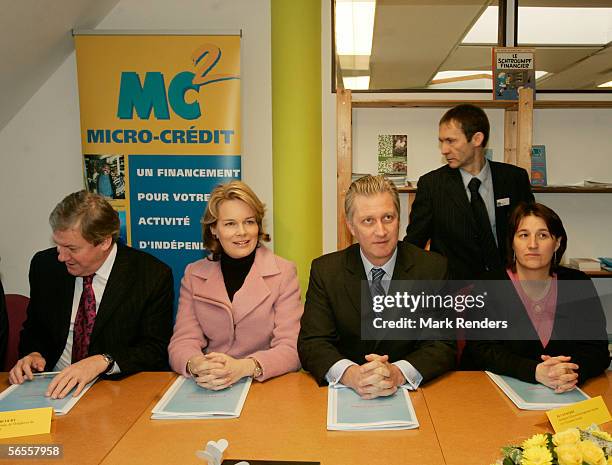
[344,175,400,223]
[49,190,120,245]
[202,181,270,260]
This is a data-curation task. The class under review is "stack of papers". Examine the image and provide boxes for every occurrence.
[151,376,251,419]
[0,372,95,415]
[327,386,419,431]
[486,371,589,410]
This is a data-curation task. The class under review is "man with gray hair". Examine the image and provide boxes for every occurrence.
[299,175,455,399]
[9,191,173,398]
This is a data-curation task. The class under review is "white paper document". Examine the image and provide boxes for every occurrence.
[486,371,589,410]
[327,386,419,431]
[0,372,96,415]
[151,376,251,420]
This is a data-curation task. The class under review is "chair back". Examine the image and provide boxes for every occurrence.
[3,294,29,371]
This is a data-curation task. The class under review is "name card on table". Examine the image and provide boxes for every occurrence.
[0,407,52,439]
[547,396,611,432]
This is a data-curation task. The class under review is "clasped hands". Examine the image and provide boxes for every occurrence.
[9,352,109,399]
[187,352,256,391]
[340,354,406,400]
[535,355,579,393]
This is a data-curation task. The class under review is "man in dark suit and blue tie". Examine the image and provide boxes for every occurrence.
[405,104,535,280]
[299,175,455,399]
[9,191,173,398]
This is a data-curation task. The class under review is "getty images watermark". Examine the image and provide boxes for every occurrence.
[360,280,609,342]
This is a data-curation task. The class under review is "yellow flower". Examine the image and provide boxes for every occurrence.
[555,444,582,465]
[521,446,552,465]
[523,434,548,450]
[553,429,581,446]
[579,440,606,465]
[591,430,612,442]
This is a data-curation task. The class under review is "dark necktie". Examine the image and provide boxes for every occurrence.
[371,268,386,296]
[467,178,500,271]
[72,274,96,363]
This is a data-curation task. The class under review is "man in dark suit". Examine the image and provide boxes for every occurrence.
[298,175,455,399]
[405,104,534,280]
[9,191,173,399]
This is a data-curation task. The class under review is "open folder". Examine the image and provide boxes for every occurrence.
[0,372,95,415]
[486,371,589,410]
[327,386,419,431]
[151,376,251,420]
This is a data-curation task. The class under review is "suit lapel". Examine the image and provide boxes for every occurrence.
[444,167,475,227]
[90,246,132,343]
[57,267,76,347]
[231,247,275,324]
[343,245,367,317]
[373,244,416,351]
[490,161,508,243]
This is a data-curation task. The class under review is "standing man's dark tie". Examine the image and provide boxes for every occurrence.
[467,178,500,271]
[72,274,96,362]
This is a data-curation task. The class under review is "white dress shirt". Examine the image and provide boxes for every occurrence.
[53,243,120,373]
[325,247,424,390]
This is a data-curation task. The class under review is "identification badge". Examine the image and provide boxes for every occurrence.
[496,197,510,207]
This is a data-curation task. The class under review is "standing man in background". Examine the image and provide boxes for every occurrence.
[9,191,173,398]
[405,104,534,280]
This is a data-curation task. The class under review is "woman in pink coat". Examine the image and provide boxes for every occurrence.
[168,181,303,389]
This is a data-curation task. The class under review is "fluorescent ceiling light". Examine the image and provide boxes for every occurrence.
[335,0,376,55]
[343,76,370,90]
[518,7,612,45]
[463,6,498,44]
[598,81,612,88]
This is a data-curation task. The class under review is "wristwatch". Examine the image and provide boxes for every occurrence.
[101,353,115,375]
[250,358,263,378]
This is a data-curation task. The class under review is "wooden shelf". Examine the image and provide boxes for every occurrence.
[351,99,612,110]
[583,270,612,278]
[533,186,612,193]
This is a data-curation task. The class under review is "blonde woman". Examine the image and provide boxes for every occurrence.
[169,181,302,389]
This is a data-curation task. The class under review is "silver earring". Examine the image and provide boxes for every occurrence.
[513,251,516,263]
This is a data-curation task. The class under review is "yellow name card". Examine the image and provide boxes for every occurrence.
[0,408,52,439]
[547,396,612,432]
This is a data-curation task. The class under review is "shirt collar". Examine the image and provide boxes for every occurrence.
[95,242,117,280]
[460,157,491,189]
[359,246,398,280]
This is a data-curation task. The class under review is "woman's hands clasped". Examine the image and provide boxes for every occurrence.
[187,352,256,390]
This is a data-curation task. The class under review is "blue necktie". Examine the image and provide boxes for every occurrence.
[371,268,386,296]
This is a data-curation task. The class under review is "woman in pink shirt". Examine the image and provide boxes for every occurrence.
[168,181,303,389]
[465,203,609,392]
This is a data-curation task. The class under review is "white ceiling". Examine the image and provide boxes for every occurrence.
[0,0,119,132]
[337,0,612,91]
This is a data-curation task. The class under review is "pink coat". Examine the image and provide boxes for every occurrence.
[168,245,303,381]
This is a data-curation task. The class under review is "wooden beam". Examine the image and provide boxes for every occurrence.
[337,89,353,250]
[516,87,534,178]
[504,109,517,165]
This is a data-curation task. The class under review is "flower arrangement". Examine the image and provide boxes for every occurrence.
[493,425,612,465]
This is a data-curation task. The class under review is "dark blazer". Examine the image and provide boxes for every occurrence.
[0,280,7,367]
[463,267,610,384]
[19,244,174,376]
[298,241,456,386]
[405,161,534,280]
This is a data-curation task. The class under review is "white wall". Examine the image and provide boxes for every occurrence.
[0,0,272,294]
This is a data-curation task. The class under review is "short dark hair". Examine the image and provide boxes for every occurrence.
[49,190,120,245]
[506,202,567,275]
[440,104,490,147]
